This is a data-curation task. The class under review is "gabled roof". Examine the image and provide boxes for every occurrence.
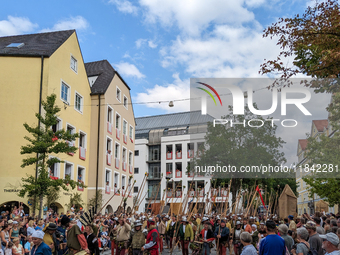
[298,139,308,151]
[313,119,328,132]
[135,110,214,132]
[0,30,75,57]
[85,60,131,95]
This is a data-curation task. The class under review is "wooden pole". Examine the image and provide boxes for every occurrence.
[99,188,121,213]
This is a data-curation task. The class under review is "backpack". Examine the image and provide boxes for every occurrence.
[302,242,318,255]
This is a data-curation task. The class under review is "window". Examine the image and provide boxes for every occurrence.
[115,143,120,159]
[52,119,61,133]
[70,56,78,73]
[134,150,139,156]
[79,132,86,148]
[116,87,121,101]
[129,126,133,139]
[67,124,75,135]
[116,114,121,129]
[123,96,128,109]
[122,148,127,163]
[61,82,70,104]
[65,163,73,179]
[49,161,59,178]
[134,187,138,193]
[114,173,119,188]
[128,152,133,165]
[149,163,161,179]
[122,176,126,190]
[75,93,83,113]
[77,167,85,184]
[149,145,160,161]
[134,167,139,174]
[107,107,113,123]
[107,138,112,154]
[148,180,161,200]
[105,170,111,186]
[123,120,127,135]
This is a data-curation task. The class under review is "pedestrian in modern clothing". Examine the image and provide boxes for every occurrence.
[291,227,310,255]
[240,232,257,255]
[30,230,52,255]
[259,220,285,255]
[278,224,294,253]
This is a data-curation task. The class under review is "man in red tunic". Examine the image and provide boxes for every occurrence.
[141,218,159,255]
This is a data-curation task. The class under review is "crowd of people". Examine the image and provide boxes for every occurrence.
[1,206,340,255]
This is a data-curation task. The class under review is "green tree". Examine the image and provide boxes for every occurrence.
[45,187,60,208]
[88,190,103,210]
[66,193,84,211]
[303,93,340,206]
[260,0,340,94]
[191,105,288,205]
[19,94,84,219]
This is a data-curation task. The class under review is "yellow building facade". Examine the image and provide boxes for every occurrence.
[0,30,92,214]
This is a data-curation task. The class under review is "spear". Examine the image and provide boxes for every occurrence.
[99,188,121,213]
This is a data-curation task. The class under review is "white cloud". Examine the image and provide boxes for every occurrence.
[139,0,256,36]
[148,40,157,48]
[160,24,283,78]
[114,62,146,79]
[134,73,190,112]
[0,16,38,36]
[40,16,89,33]
[135,38,147,48]
[109,0,138,15]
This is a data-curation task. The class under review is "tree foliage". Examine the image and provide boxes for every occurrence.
[191,105,290,205]
[19,94,84,218]
[303,93,340,206]
[66,193,84,211]
[45,187,60,208]
[260,0,340,93]
[88,190,103,210]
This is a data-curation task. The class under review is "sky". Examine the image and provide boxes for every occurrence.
[0,0,331,165]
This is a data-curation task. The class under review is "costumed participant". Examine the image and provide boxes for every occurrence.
[214,219,230,255]
[42,223,58,255]
[232,221,243,255]
[130,221,145,255]
[178,217,193,255]
[141,218,159,255]
[250,224,258,249]
[167,216,179,250]
[31,230,52,255]
[63,208,92,255]
[109,217,118,255]
[156,216,165,253]
[199,221,214,255]
[84,225,99,255]
[115,216,131,255]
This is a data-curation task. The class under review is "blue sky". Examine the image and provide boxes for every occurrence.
[1,0,329,165]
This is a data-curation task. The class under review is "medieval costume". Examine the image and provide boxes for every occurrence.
[130,221,145,255]
[115,217,131,255]
[214,219,230,255]
[142,219,159,255]
[178,217,193,255]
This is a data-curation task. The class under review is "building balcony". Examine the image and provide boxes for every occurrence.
[114,187,120,195]
[166,152,172,160]
[176,190,182,198]
[79,146,86,160]
[148,172,161,179]
[188,190,196,197]
[122,162,127,171]
[167,191,173,198]
[105,185,110,194]
[175,170,182,178]
[67,141,74,156]
[107,122,113,135]
[176,151,182,159]
[107,154,112,166]
[129,165,133,174]
[123,134,127,144]
[116,129,120,140]
[77,185,84,191]
[166,172,172,179]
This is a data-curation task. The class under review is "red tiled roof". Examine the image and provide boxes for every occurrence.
[298,139,308,151]
[313,119,328,132]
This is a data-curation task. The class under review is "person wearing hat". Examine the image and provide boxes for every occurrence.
[178,217,193,255]
[130,220,145,255]
[43,223,58,255]
[250,224,258,249]
[214,219,230,255]
[141,218,159,255]
[258,220,285,255]
[116,216,131,255]
[31,230,52,255]
[319,232,340,254]
[278,224,294,253]
[232,221,244,255]
[288,215,297,231]
[61,215,90,255]
[199,221,214,255]
[305,221,323,255]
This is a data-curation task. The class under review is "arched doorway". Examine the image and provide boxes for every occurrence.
[0,201,29,215]
[105,205,113,214]
[49,202,64,214]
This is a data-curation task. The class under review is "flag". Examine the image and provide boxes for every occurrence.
[256,185,266,209]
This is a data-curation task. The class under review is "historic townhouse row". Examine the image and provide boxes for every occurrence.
[0,30,135,214]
